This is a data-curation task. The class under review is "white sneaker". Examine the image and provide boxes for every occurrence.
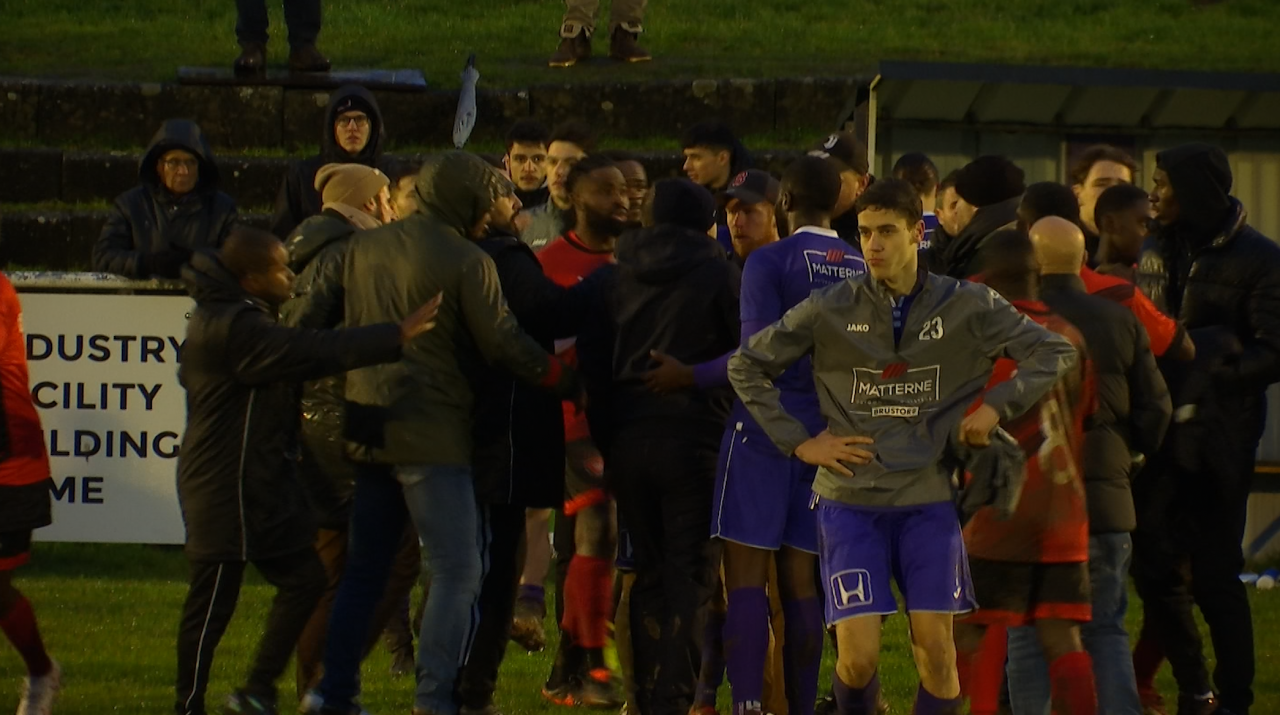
[17,660,61,715]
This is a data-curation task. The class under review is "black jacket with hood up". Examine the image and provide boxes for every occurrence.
[176,250,402,562]
[93,120,238,278]
[1039,273,1172,534]
[1136,144,1280,483]
[277,209,362,529]
[927,196,1020,279]
[579,224,740,449]
[271,85,393,239]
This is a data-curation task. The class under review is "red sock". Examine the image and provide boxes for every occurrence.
[1132,631,1164,693]
[560,555,614,649]
[959,626,1006,715]
[0,595,52,676]
[1049,651,1097,715]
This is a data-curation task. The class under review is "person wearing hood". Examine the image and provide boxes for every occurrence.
[808,132,872,247]
[275,162,422,693]
[271,86,391,239]
[304,152,581,715]
[681,121,752,255]
[174,226,440,715]
[928,155,1024,280]
[93,120,238,279]
[1128,143,1280,715]
[576,178,741,715]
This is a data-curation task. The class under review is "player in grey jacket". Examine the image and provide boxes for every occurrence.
[728,179,1077,714]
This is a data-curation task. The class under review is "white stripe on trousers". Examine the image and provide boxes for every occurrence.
[183,563,226,714]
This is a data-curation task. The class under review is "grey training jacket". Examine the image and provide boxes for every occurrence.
[728,272,1077,508]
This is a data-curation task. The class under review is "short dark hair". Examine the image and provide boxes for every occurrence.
[506,119,550,153]
[383,158,422,186]
[853,177,923,226]
[681,121,738,153]
[891,153,940,197]
[779,155,843,215]
[565,155,618,195]
[1094,183,1150,231]
[1020,182,1082,227]
[549,120,597,154]
[977,228,1038,301]
[1069,144,1138,187]
[220,225,282,279]
[601,149,640,164]
[938,169,960,194]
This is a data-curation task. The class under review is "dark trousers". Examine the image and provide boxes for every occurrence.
[458,503,528,709]
[609,422,721,715]
[1132,429,1257,713]
[295,524,421,697]
[235,0,321,47]
[175,548,325,715]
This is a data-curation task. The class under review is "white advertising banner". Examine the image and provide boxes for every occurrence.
[19,292,192,544]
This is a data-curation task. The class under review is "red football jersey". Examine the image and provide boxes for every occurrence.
[964,300,1094,564]
[0,274,51,491]
[1080,266,1178,358]
[537,232,614,443]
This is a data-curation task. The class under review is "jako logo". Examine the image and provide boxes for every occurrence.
[830,569,873,609]
[846,323,870,332]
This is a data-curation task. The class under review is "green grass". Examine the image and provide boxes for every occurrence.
[4,0,1280,87]
[2,543,1279,712]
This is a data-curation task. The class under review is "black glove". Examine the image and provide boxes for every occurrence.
[148,244,194,279]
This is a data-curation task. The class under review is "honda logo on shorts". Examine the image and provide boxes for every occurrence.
[830,569,873,609]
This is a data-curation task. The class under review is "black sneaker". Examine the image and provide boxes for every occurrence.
[224,691,277,715]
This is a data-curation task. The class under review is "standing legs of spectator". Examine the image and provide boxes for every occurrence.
[549,0,650,66]
[233,0,329,74]
[458,503,528,714]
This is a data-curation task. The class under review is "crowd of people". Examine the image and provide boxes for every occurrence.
[1,79,1277,715]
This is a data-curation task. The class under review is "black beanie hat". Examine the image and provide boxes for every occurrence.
[955,155,1026,208]
[651,178,717,233]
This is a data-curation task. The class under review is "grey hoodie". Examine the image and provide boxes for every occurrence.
[728,272,1077,507]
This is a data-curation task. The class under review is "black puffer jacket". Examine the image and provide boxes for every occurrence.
[471,233,596,507]
[277,210,360,529]
[927,196,1020,279]
[177,250,402,562]
[1136,144,1280,481]
[271,85,394,238]
[583,223,740,443]
[1040,274,1172,534]
[93,120,238,278]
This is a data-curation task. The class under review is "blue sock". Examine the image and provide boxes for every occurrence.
[724,587,769,714]
[782,597,823,715]
[518,583,545,604]
[912,683,962,715]
[833,671,879,715]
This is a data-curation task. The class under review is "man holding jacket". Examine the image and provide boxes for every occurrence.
[305,152,581,715]
[174,226,439,715]
[94,119,238,279]
[728,178,1076,715]
[1131,144,1280,715]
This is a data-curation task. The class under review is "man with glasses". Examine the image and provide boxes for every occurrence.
[94,119,238,279]
[272,85,392,239]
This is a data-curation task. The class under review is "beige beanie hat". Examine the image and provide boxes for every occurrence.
[314,163,390,208]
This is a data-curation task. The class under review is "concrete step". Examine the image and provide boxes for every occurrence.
[0,146,804,208]
[1,75,865,152]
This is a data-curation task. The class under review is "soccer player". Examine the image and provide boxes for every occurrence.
[538,155,628,708]
[728,178,1076,715]
[892,153,940,250]
[1093,182,1153,282]
[952,228,1100,715]
[1069,144,1137,260]
[504,119,552,211]
[808,132,871,245]
[522,121,596,252]
[713,155,867,715]
[0,272,60,713]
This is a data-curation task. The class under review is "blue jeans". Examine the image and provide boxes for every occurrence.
[400,464,485,715]
[1005,532,1142,715]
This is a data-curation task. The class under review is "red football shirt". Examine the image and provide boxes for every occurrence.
[537,232,614,443]
[964,300,1093,564]
[0,274,51,491]
[1080,266,1178,358]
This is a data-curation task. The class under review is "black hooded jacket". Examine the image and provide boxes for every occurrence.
[927,196,1021,279]
[270,85,393,238]
[1136,144,1280,478]
[277,210,361,529]
[579,224,740,446]
[93,120,238,278]
[176,250,402,562]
